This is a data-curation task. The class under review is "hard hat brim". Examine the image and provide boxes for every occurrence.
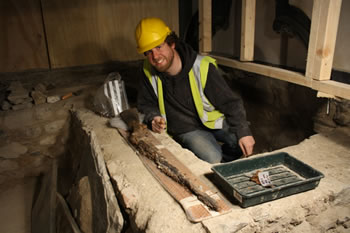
[137,31,170,54]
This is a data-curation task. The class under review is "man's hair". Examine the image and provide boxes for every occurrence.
[143,31,179,56]
[165,31,179,46]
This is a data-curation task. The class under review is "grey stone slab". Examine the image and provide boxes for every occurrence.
[62,111,124,233]
[67,176,93,233]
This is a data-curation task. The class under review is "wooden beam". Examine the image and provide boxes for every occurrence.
[199,0,212,54]
[212,55,309,86]
[306,0,342,81]
[212,55,350,100]
[204,1,349,100]
[240,0,256,61]
[312,80,350,99]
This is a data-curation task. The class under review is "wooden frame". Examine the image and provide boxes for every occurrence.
[199,0,212,54]
[198,0,349,100]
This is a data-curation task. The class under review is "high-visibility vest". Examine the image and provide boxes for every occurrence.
[143,55,224,129]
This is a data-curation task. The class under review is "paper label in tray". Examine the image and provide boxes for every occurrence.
[258,171,272,187]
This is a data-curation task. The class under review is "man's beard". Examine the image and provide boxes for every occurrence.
[154,50,174,73]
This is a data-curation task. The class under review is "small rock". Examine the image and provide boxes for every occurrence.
[201,214,248,233]
[40,135,57,146]
[334,100,350,126]
[34,83,47,93]
[47,95,60,103]
[290,218,303,226]
[343,219,350,229]
[1,100,11,111]
[31,90,47,105]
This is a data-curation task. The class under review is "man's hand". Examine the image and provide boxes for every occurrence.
[239,136,255,157]
[151,116,166,133]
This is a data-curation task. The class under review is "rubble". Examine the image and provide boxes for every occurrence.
[47,95,61,104]
[31,91,47,105]
[7,81,31,104]
[0,81,68,111]
[1,81,33,111]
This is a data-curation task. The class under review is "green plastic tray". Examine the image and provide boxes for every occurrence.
[211,152,324,208]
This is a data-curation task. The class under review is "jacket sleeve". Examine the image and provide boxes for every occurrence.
[137,68,161,128]
[204,64,252,139]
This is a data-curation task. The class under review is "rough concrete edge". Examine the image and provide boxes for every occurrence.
[71,110,124,233]
[89,110,208,233]
[90,131,125,233]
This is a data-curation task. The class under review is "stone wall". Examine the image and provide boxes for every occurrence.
[0,85,125,232]
[57,110,124,233]
[0,93,75,191]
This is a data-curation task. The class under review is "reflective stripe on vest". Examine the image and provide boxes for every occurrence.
[143,55,224,129]
[143,59,167,121]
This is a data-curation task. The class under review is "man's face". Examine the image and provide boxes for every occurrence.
[144,42,175,73]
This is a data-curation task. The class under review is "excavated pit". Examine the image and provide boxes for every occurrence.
[0,64,349,233]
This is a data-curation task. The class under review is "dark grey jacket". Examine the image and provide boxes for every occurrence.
[137,41,251,139]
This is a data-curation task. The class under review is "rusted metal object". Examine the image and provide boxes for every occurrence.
[120,108,221,212]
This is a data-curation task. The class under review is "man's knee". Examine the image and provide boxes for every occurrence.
[204,155,222,164]
[174,130,223,163]
[193,148,222,164]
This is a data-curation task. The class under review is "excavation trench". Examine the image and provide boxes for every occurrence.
[1,66,349,233]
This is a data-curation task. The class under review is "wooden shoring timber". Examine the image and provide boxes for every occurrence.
[306,0,342,81]
[312,80,350,99]
[211,54,350,100]
[199,0,347,100]
[241,0,256,61]
[199,0,212,54]
[212,55,310,86]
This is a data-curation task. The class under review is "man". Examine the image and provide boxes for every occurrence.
[135,17,255,163]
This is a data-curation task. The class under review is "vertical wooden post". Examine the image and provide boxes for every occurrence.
[240,0,256,61]
[199,0,212,54]
[306,0,342,81]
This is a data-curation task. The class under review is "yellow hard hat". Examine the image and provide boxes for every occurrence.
[135,17,172,54]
